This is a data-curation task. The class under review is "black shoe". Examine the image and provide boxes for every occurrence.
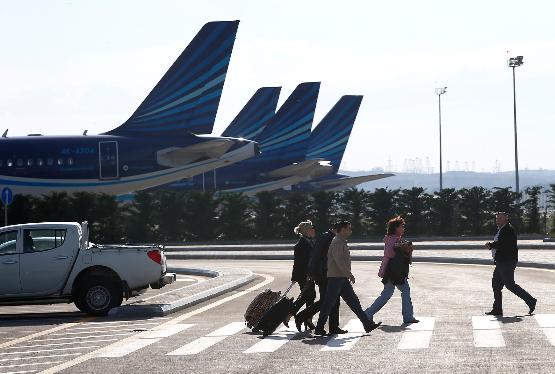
[313,328,329,336]
[403,319,420,324]
[364,321,382,333]
[283,314,292,328]
[294,316,303,333]
[304,321,316,331]
[528,298,537,315]
[485,310,503,316]
[329,328,348,335]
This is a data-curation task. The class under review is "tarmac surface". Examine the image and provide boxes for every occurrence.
[1,259,554,374]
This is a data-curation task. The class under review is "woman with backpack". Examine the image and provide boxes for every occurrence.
[365,216,419,325]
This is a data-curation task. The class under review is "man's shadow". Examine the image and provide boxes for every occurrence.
[496,315,524,324]
[378,324,405,333]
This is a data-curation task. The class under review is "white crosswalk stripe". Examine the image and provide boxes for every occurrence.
[168,322,246,355]
[321,319,365,351]
[534,314,555,346]
[96,324,193,358]
[398,317,436,349]
[243,326,298,354]
[7,311,552,371]
[472,316,505,347]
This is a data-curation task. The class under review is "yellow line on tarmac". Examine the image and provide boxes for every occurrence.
[39,273,275,374]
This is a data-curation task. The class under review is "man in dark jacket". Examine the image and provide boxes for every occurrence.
[485,212,537,316]
[293,224,345,334]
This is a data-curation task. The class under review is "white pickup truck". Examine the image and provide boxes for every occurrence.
[0,222,175,315]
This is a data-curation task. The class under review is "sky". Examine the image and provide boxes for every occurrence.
[1,0,554,173]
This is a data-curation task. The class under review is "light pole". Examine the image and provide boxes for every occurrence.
[508,55,523,197]
[435,86,447,191]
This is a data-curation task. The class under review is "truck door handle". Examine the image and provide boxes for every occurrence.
[2,260,17,264]
[55,255,69,260]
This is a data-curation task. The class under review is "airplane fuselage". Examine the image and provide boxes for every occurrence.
[0,134,256,195]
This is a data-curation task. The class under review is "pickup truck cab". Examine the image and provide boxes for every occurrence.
[0,222,175,315]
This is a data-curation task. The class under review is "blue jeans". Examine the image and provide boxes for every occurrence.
[365,279,415,322]
[316,277,371,331]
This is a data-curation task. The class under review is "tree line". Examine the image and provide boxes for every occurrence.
[2,185,555,243]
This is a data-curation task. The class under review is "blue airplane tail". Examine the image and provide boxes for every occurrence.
[221,87,281,140]
[306,95,362,172]
[257,82,320,163]
[106,21,239,136]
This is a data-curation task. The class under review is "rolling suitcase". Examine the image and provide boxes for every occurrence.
[255,282,295,337]
[244,289,281,330]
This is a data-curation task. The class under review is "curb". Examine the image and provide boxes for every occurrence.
[108,267,256,318]
[165,253,555,270]
[165,244,555,252]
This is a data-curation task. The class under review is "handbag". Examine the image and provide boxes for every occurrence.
[383,240,412,285]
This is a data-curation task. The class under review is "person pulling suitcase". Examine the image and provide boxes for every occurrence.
[292,222,346,334]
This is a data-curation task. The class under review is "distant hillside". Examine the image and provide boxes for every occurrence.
[341,169,555,193]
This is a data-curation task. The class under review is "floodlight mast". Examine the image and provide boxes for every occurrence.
[435,86,447,191]
[508,55,523,198]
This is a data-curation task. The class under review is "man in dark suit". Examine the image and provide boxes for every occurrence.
[485,212,537,316]
[293,223,346,334]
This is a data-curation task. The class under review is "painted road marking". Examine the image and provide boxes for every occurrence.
[70,322,160,331]
[321,319,365,351]
[244,326,298,354]
[472,316,505,348]
[30,333,132,342]
[0,319,92,350]
[0,346,100,356]
[48,328,139,336]
[0,353,81,363]
[398,317,436,350]
[534,314,555,346]
[96,324,193,358]
[5,339,118,350]
[0,360,63,370]
[39,273,273,374]
[139,281,206,302]
[80,318,169,326]
[168,322,246,355]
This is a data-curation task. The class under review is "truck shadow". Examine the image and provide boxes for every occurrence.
[0,310,85,322]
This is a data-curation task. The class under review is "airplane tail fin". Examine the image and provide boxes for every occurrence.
[306,95,362,172]
[257,82,320,163]
[221,87,281,140]
[105,21,239,136]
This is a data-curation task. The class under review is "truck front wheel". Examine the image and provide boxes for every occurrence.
[76,277,123,316]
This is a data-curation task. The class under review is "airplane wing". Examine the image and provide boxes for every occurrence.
[156,139,234,167]
[218,175,307,196]
[264,159,333,179]
[314,173,394,191]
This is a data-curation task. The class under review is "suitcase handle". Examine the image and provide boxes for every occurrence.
[282,282,295,297]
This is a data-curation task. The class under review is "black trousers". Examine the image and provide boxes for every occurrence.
[492,260,535,312]
[291,278,316,316]
[294,276,340,330]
